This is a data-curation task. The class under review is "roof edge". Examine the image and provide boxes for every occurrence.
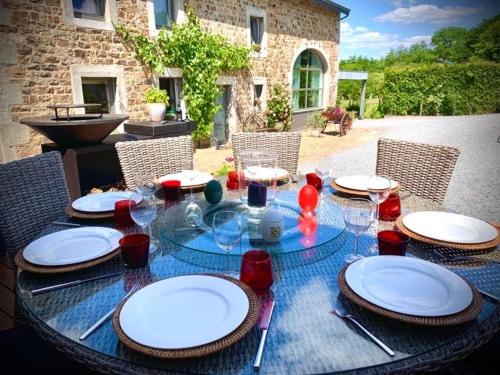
[312,1,350,19]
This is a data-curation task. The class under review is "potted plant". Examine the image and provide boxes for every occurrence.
[307,111,326,137]
[144,87,169,122]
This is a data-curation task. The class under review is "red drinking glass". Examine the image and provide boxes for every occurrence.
[114,199,136,228]
[226,171,239,190]
[377,230,410,256]
[161,180,181,201]
[306,173,323,191]
[240,250,274,292]
[120,234,150,268]
[378,193,401,221]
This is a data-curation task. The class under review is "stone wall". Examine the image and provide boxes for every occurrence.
[0,0,340,162]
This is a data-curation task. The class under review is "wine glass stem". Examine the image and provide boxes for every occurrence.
[354,233,359,256]
[226,250,231,275]
[148,225,153,239]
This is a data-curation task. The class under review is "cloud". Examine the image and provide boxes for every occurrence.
[375,4,482,24]
[340,21,431,58]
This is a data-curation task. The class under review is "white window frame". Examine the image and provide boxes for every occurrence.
[252,77,267,112]
[61,0,117,31]
[289,45,331,114]
[81,77,115,114]
[246,5,267,58]
[70,65,127,131]
[147,0,186,37]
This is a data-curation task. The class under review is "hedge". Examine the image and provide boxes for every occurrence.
[382,62,500,115]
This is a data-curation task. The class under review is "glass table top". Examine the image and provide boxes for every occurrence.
[155,190,346,257]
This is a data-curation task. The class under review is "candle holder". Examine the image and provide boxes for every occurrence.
[238,150,277,217]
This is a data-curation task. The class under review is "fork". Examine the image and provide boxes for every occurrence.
[79,284,140,340]
[432,249,500,264]
[331,298,395,356]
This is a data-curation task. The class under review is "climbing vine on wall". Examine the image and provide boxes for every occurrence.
[115,7,250,141]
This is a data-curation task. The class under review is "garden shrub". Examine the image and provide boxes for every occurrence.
[382,62,500,115]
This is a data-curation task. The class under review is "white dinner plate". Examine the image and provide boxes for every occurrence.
[159,172,213,188]
[345,256,473,317]
[23,227,123,266]
[402,211,497,244]
[334,175,398,191]
[119,275,249,349]
[244,167,289,181]
[72,191,140,213]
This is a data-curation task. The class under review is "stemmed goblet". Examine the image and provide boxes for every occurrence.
[367,175,391,254]
[212,211,243,277]
[343,198,375,263]
[181,160,199,201]
[134,171,157,198]
[129,193,158,253]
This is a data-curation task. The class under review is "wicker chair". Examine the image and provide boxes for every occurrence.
[115,136,194,190]
[0,152,70,269]
[231,132,302,174]
[376,138,460,204]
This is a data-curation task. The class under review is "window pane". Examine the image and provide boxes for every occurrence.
[159,77,177,113]
[307,90,319,108]
[299,70,307,89]
[310,53,322,69]
[82,83,109,113]
[250,17,263,44]
[308,70,321,89]
[292,91,299,110]
[292,69,300,89]
[73,0,105,18]
[254,84,263,99]
[298,91,306,109]
[154,0,174,29]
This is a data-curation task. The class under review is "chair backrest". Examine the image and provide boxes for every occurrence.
[115,136,194,189]
[231,132,302,174]
[0,152,70,262]
[376,138,460,204]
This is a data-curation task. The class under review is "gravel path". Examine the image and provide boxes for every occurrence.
[299,114,500,222]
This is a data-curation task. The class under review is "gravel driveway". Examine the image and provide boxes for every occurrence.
[300,114,500,222]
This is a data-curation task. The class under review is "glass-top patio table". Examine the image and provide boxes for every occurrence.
[16,180,500,374]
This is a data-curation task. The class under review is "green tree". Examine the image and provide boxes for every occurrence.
[432,27,472,62]
[468,15,500,62]
[385,43,436,66]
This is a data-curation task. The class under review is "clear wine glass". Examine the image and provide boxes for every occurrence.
[181,160,199,201]
[129,194,158,253]
[134,171,157,198]
[343,198,375,263]
[212,211,243,277]
[314,156,331,208]
[367,175,391,254]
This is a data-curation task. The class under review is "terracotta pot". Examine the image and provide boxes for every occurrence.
[147,103,166,122]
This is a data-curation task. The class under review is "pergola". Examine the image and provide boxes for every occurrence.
[338,71,369,119]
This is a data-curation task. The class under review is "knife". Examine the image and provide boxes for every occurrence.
[31,271,123,296]
[253,300,276,371]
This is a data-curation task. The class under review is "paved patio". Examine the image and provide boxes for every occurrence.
[195,114,500,222]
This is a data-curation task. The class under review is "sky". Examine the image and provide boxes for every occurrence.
[338,0,500,60]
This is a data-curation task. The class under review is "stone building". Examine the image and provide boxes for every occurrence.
[0,0,349,163]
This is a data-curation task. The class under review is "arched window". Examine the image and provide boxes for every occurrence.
[292,50,324,111]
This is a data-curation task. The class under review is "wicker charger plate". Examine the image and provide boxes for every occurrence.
[338,266,482,326]
[330,180,400,197]
[15,247,121,274]
[112,274,260,359]
[395,215,500,251]
[66,204,115,220]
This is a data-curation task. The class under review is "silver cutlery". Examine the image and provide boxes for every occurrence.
[331,298,395,357]
[52,221,82,227]
[80,284,140,340]
[31,271,123,296]
[253,300,276,371]
[478,289,499,303]
[432,249,500,264]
